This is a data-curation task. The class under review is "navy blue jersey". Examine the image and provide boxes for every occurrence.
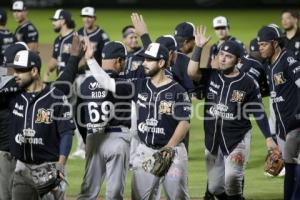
[207,36,245,68]
[79,70,131,134]
[284,28,300,61]
[172,52,195,93]
[6,85,75,164]
[52,31,74,75]
[200,69,263,155]
[78,27,110,65]
[15,21,38,43]
[0,29,17,66]
[120,47,145,80]
[238,55,269,96]
[115,78,191,148]
[265,50,300,139]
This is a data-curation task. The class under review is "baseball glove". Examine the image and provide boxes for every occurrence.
[30,163,64,197]
[142,147,175,177]
[264,149,284,176]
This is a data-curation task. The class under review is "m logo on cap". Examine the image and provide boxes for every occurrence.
[14,55,20,62]
[145,43,160,58]
[224,46,229,51]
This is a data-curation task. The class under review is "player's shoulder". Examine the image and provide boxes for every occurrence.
[77,27,84,36]
[281,50,300,66]
[242,55,263,67]
[97,27,109,40]
[26,22,38,31]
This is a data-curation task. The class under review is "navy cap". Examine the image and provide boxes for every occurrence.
[174,22,195,39]
[3,42,29,66]
[249,38,259,52]
[101,41,127,59]
[257,24,283,42]
[142,43,169,61]
[6,50,41,69]
[0,9,7,24]
[50,9,72,22]
[155,35,177,51]
[220,40,243,58]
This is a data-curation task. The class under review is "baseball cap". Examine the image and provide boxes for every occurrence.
[12,1,26,11]
[249,38,259,52]
[6,50,41,70]
[220,40,243,58]
[257,24,283,42]
[102,41,127,59]
[174,22,195,39]
[3,42,29,66]
[0,9,7,24]
[50,9,72,22]
[155,35,177,51]
[142,43,169,61]
[213,16,229,28]
[81,7,96,17]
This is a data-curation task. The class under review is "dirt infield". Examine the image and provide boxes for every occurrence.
[38,44,211,68]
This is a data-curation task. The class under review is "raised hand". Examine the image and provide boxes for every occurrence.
[70,32,83,57]
[83,36,94,60]
[194,25,211,48]
[131,12,148,36]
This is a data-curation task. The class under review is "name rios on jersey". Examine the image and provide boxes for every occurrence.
[138,118,165,135]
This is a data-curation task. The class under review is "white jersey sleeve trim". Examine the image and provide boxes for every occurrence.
[87,58,116,93]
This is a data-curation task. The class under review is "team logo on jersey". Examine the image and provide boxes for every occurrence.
[88,82,104,90]
[62,44,71,53]
[273,72,286,85]
[287,57,297,66]
[159,100,174,115]
[35,108,53,124]
[138,94,148,101]
[138,118,165,135]
[15,128,44,145]
[230,90,246,103]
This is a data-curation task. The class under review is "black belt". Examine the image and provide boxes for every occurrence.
[144,142,163,150]
[105,127,123,133]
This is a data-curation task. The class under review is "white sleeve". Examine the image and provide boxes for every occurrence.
[87,58,116,93]
[296,79,300,88]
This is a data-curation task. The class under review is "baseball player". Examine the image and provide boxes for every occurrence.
[281,10,300,60]
[188,26,277,200]
[44,9,75,81]
[120,25,145,80]
[0,8,17,70]
[86,40,191,199]
[0,35,82,200]
[12,1,39,52]
[257,25,300,200]
[1,49,75,200]
[77,41,131,200]
[174,22,196,55]
[70,7,110,159]
[78,6,110,67]
[207,16,245,69]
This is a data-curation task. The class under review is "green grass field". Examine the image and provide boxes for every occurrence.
[5,8,285,199]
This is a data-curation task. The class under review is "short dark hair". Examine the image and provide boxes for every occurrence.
[122,25,134,35]
[282,9,299,20]
[66,19,75,29]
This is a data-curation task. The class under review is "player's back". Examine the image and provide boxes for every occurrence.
[79,70,131,134]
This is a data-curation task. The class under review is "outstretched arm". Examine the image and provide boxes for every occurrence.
[84,36,116,93]
[131,13,152,48]
[187,25,211,81]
